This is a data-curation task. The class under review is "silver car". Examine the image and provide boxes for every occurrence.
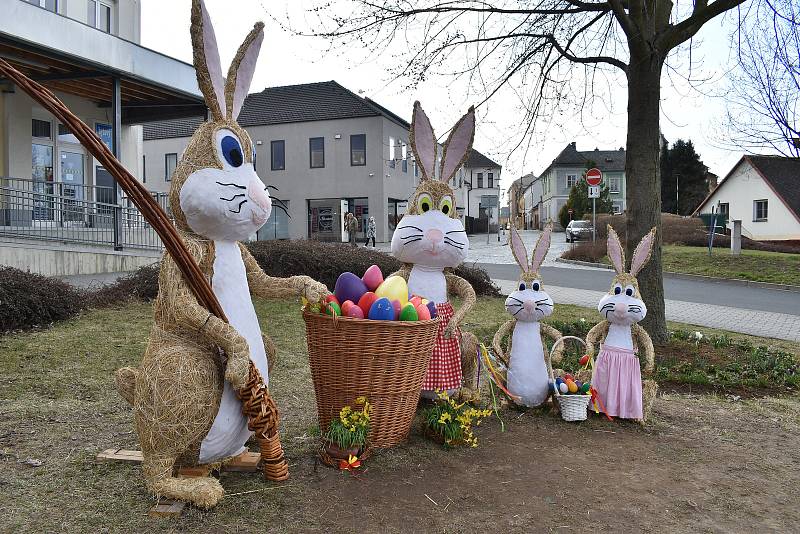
[566,220,593,242]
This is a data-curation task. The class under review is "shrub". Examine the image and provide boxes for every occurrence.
[0,267,84,333]
[89,263,160,307]
[561,241,607,263]
[245,240,499,297]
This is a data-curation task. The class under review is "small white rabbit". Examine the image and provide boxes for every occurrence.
[491,224,563,407]
[586,225,658,422]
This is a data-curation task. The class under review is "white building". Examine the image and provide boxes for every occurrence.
[0,0,203,275]
[693,155,800,241]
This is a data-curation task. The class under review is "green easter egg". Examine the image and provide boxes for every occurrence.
[399,303,419,321]
[325,301,341,317]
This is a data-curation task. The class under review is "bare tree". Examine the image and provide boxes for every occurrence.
[300,0,746,341]
[723,0,799,157]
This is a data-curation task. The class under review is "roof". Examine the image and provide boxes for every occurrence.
[143,81,410,141]
[693,155,800,220]
[508,172,536,193]
[465,149,501,169]
[540,142,626,176]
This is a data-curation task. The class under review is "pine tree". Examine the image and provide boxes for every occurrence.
[660,139,708,215]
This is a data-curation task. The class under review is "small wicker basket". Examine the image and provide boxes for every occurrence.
[550,336,592,422]
[303,310,439,448]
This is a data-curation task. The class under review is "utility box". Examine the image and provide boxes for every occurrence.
[731,220,742,256]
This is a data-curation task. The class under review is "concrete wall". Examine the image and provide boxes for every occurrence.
[59,0,140,43]
[697,161,800,241]
[0,240,160,276]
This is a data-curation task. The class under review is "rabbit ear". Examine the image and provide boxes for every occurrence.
[410,101,437,181]
[630,226,657,277]
[191,0,227,120]
[439,106,475,183]
[530,222,553,273]
[225,22,264,121]
[509,227,529,271]
[606,224,626,274]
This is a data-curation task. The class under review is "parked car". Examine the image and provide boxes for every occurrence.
[565,220,594,242]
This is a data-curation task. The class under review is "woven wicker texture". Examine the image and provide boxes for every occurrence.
[303,311,439,448]
[557,394,591,422]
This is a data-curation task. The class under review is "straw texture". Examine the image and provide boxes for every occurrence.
[303,311,439,447]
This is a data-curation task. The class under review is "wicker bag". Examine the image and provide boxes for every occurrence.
[303,311,439,447]
[550,336,592,422]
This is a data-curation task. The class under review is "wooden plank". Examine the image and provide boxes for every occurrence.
[225,451,261,472]
[96,448,143,463]
[148,500,186,518]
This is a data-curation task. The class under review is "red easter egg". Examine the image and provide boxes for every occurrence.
[415,303,431,320]
[357,292,378,316]
[409,296,423,308]
[564,373,574,381]
[341,300,354,315]
[346,305,364,319]
[324,294,340,306]
[579,354,590,366]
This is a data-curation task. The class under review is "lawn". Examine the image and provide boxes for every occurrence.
[1,298,799,532]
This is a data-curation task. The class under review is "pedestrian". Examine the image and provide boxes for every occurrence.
[364,215,376,247]
[346,212,359,246]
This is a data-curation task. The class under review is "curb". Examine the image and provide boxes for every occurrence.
[554,257,800,293]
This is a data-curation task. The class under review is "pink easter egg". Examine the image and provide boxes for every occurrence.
[362,264,384,292]
[346,305,364,319]
[409,296,423,308]
[391,299,402,320]
[341,300,355,315]
[415,303,431,320]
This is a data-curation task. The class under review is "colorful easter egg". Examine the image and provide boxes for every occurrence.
[549,379,557,393]
[368,297,395,321]
[346,305,364,319]
[575,380,583,389]
[555,377,564,387]
[391,299,402,320]
[334,272,368,305]
[362,265,384,291]
[375,275,409,305]
[409,296,423,308]
[415,303,431,320]
[324,301,341,317]
[340,300,354,315]
[357,291,378,316]
[564,373,574,381]
[567,380,578,394]
[426,301,437,318]
[399,303,419,321]
[559,382,569,394]
[579,354,590,366]
[324,294,340,306]
[580,383,591,394]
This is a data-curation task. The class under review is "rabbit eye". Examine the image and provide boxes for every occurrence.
[439,195,453,215]
[221,135,243,168]
[519,282,526,291]
[625,286,634,297]
[532,281,541,291]
[417,193,433,213]
[614,285,622,295]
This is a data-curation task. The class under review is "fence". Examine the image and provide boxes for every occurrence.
[0,177,170,250]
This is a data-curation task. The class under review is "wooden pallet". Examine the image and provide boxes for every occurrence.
[97,448,263,518]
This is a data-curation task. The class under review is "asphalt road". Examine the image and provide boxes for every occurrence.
[478,263,800,317]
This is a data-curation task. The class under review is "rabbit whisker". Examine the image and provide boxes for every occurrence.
[265,184,279,191]
[400,233,423,240]
[398,224,423,232]
[535,307,544,314]
[444,236,466,244]
[512,307,524,316]
[272,204,290,217]
[220,193,245,202]
[445,242,464,250]
[506,302,522,307]
[403,238,422,246]
[446,229,466,234]
[269,196,289,210]
[508,296,523,303]
[536,302,553,307]
[229,199,247,214]
[216,181,246,190]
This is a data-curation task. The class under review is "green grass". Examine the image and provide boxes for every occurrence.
[661,245,800,285]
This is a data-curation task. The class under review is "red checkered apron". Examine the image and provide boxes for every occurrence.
[421,302,462,392]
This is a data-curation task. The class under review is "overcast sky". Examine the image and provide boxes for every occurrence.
[141,0,753,194]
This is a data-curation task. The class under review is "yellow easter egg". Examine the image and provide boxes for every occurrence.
[375,275,409,305]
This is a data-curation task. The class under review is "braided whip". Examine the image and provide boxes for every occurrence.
[0,58,288,481]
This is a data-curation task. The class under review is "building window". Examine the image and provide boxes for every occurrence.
[24,0,57,12]
[488,172,494,188]
[88,0,112,33]
[58,124,79,144]
[271,140,285,171]
[401,143,408,173]
[613,203,622,214]
[477,172,483,188]
[414,160,419,178]
[350,134,366,166]
[309,137,324,168]
[142,155,146,184]
[165,153,177,181]
[32,119,52,139]
[609,175,620,193]
[719,202,729,217]
[567,174,577,189]
[388,137,395,168]
[753,199,768,221]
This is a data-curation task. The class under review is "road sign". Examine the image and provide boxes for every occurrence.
[480,195,498,208]
[588,185,600,198]
[585,168,603,186]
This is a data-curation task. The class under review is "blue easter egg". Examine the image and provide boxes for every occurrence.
[555,377,564,386]
[427,301,437,318]
[368,297,396,321]
[549,380,557,393]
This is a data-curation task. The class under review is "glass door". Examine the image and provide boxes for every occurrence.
[60,150,85,224]
[32,144,54,221]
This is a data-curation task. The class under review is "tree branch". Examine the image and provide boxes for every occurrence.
[658,0,746,51]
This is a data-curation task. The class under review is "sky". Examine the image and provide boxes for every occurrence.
[141,0,755,196]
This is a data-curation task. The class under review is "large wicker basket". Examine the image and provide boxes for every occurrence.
[303,310,439,448]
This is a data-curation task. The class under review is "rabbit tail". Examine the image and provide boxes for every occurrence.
[115,367,138,405]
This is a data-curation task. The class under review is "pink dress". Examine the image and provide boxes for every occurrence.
[592,345,643,420]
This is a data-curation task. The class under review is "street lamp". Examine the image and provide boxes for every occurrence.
[675,173,681,215]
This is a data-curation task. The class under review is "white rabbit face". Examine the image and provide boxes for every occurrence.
[505,279,553,323]
[598,283,647,326]
[179,129,271,241]
[391,210,468,269]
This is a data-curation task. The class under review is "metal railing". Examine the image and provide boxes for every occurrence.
[0,177,171,250]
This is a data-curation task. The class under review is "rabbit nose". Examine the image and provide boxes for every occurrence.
[248,178,271,211]
[614,302,626,316]
[425,228,443,244]
[523,301,535,313]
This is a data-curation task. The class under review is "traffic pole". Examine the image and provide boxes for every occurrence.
[592,197,596,243]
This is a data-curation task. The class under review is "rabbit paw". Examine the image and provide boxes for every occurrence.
[443,323,457,339]
[300,277,329,303]
[224,351,251,390]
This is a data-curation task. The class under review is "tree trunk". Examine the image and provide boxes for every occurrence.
[624,50,669,343]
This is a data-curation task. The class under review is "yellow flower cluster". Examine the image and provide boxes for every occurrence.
[339,397,371,433]
[432,390,492,448]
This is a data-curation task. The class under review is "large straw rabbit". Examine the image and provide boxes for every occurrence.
[491,225,564,407]
[115,0,327,508]
[586,225,658,423]
[389,102,479,399]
